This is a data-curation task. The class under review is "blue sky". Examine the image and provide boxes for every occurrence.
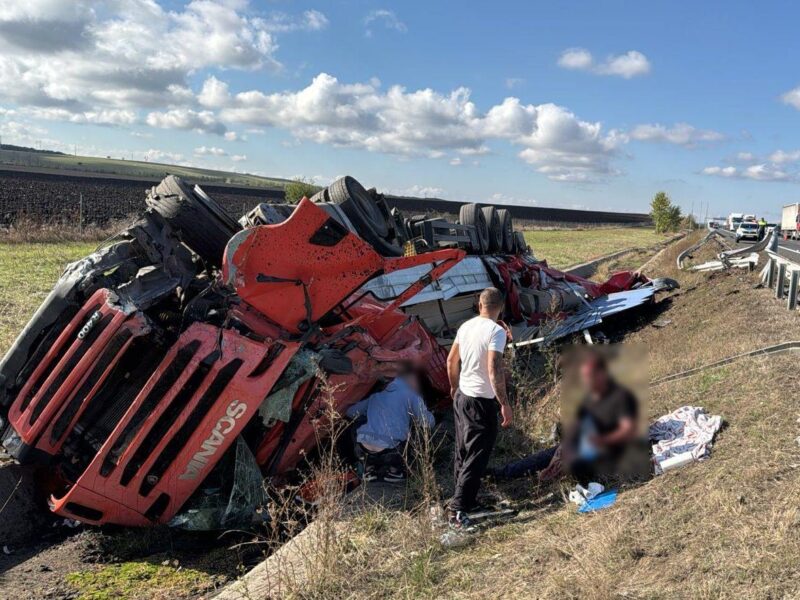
[1,1,799,219]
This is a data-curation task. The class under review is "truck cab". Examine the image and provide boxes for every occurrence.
[727,213,744,231]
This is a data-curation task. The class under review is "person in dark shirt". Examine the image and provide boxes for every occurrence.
[489,351,649,486]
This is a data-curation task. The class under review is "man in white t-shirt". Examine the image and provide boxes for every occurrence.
[446,287,512,528]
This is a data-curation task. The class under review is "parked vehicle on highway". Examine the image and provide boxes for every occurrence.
[0,175,676,528]
[727,212,744,231]
[781,203,800,240]
[735,221,760,242]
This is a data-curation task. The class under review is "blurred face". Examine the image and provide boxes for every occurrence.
[580,359,609,396]
[400,371,420,393]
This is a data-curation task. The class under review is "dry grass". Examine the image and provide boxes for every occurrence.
[0,217,133,244]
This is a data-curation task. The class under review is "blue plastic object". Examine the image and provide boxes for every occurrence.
[578,489,618,513]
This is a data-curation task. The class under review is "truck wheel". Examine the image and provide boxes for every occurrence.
[145,175,240,267]
[481,206,502,252]
[459,203,489,253]
[327,176,401,256]
[497,209,514,253]
[513,231,528,254]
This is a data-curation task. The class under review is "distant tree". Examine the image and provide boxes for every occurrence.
[650,191,682,233]
[285,178,320,204]
[681,214,698,230]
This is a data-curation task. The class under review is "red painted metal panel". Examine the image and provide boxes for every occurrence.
[51,323,298,526]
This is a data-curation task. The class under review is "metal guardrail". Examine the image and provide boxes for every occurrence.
[765,242,800,311]
[677,227,798,310]
[677,226,774,271]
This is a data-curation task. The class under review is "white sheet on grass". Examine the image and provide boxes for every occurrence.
[649,406,723,473]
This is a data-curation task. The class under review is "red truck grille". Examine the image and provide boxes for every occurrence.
[50,323,298,526]
[8,289,151,457]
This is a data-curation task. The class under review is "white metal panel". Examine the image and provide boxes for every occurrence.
[360,256,493,306]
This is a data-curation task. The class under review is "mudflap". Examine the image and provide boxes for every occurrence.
[49,323,298,527]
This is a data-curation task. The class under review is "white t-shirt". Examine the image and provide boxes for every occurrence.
[455,316,507,398]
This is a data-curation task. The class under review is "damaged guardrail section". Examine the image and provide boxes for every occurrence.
[0,174,677,529]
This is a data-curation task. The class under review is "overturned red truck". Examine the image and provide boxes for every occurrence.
[0,175,675,527]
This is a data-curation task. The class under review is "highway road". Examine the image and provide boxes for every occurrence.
[777,236,800,263]
[711,226,800,263]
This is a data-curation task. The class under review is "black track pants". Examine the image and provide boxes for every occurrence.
[451,390,498,512]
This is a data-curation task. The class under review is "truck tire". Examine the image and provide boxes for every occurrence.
[513,231,528,254]
[145,175,239,267]
[327,176,401,256]
[497,208,514,253]
[309,188,329,204]
[482,206,502,252]
[459,203,489,253]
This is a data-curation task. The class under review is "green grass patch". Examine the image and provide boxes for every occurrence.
[66,562,218,600]
[0,241,96,353]
[523,227,668,268]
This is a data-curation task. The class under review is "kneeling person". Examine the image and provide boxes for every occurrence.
[346,372,434,483]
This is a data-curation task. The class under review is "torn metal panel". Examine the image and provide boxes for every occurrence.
[360,256,493,306]
[511,288,657,347]
[691,253,759,272]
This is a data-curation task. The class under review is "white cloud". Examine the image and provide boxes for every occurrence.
[0,1,327,125]
[449,157,462,166]
[217,73,622,181]
[259,9,329,33]
[768,149,800,164]
[558,48,593,71]
[735,151,756,162]
[701,166,737,177]
[146,109,226,135]
[389,184,444,197]
[629,123,724,147]
[780,86,800,110]
[595,51,651,78]
[557,48,651,78]
[702,163,792,182]
[22,107,137,126]
[199,76,231,109]
[231,154,247,162]
[505,77,524,90]
[364,10,407,37]
[144,148,185,164]
[194,145,226,157]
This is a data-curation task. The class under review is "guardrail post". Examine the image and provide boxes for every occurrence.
[767,258,776,289]
[776,263,787,299]
[789,270,799,310]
